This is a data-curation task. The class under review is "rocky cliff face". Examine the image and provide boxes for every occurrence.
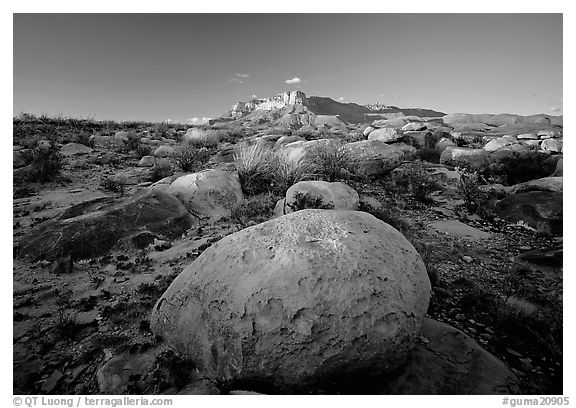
[220,91,446,125]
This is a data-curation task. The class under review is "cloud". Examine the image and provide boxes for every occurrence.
[525,92,536,98]
[252,94,258,98]
[338,97,345,102]
[285,77,302,84]
[234,73,250,78]
[187,117,211,125]
[229,78,244,84]
[549,106,561,113]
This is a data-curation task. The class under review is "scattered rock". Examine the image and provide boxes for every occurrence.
[368,127,404,143]
[18,190,194,261]
[494,191,562,236]
[97,351,157,394]
[342,140,405,177]
[138,156,155,167]
[378,318,521,394]
[430,220,491,240]
[151,210,431,393]
[154,145,176,158]
[282,180,360,215]
[167,170,244,220]
[60,143,94,156]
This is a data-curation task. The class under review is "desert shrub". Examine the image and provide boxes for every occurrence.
[121,130,141,152]
[233,142,275,196]
[228,192,279,228]
[73,131,94,147]
[184,128,221,148]
[270,154,315,196]
[417,147,441,164]
[489,151,556,185]
[394,166,438,203]
[174,144,211,172]
[100,175,126,194]
[21,142,64,182]
[287,191,335,212]
[307,143,352,182]
[135,143,153,159]
[149,160,174,182]
[456,168,485,213]
[219,125,247,144]
[154,123,170,138]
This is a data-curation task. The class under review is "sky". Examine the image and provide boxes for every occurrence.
[13,13,563,123]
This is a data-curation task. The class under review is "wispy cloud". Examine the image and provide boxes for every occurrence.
[234,73,250,78]
[252,94,258,98]
[549,106,561,113]
[338,97,345,102]
[285,77,302,84]
[229,78,244,84]
[187,117,211,125]
[525,92,536,98]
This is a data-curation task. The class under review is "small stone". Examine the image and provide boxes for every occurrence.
[462,255,473,263]
[41,370,64,393]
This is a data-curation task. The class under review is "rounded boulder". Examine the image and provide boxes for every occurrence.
[282,180,359,214]
[167,169,244,220]
[150,209,431,392]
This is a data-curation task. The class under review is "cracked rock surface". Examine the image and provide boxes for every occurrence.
[150,209,431,392]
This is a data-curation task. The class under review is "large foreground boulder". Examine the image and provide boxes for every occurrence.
[18,190,194,261]
[378,318,521,394]
[342,140,405,177]
[151,210,431,393]
[167,170,244,220]
[494,191,562,235]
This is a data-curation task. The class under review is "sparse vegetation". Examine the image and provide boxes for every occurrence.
[174,144,212,172]
[456,168,485,213]
[100,175,127,194]
[228,192,279,228]
[287,191,335,212]
[392,165,439,203]
[417,147,441,164]
[20,141,64,182]
[149,160,174,182]
[233,143,275,196]
[307,142,352,182]
[135,143,153,159]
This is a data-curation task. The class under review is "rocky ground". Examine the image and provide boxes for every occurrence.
[12,114,562,395]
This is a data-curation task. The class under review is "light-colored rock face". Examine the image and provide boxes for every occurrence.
[483,136,518,152]
[138,156,155,167]
[150,209,431,392]
[510,177,563,194]
[435,137,456,153]
[368,127,404,143]
[541,138,562,153]
[167,170,244,220]
[274,135,305,149]
[402,122,427,132]
[343,140,405,176]
[440,147,489,168]
[232,91,307,114]
[538,130,561,139]
[282,181,359,214]
[371,117,410,129]
[517,133,538,140]
[154,145,176,158]
[281,139,339,163]
[363,126,375,137]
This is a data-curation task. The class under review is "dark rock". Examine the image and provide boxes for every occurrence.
[494,191,562,236]
[378,318,521,394]
[18,189,195,261]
